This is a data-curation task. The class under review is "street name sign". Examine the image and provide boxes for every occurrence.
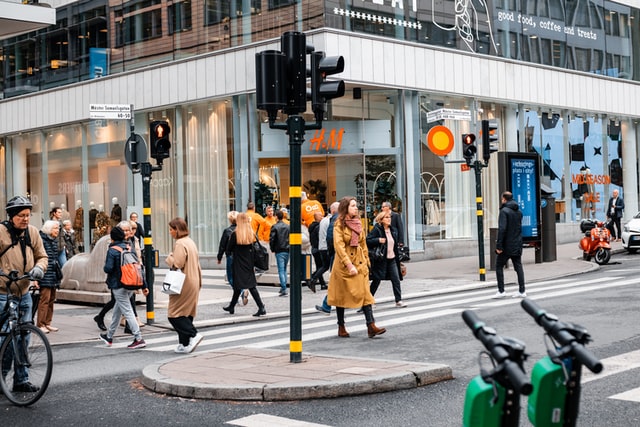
[89,104,132,120]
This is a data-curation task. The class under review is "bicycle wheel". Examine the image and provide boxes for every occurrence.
[0,323,52,406]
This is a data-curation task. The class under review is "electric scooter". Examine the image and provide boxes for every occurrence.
[578,219,611,265]
[521,299,603,427]
[462,310,533,427]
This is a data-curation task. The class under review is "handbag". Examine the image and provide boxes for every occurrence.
[162,269,185,295]
[372,244,387,262]
[252,239,269,271]
[397,246,410,262]
[54,260,63,281]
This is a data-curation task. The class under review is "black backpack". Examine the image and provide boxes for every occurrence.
[0,221,34,271]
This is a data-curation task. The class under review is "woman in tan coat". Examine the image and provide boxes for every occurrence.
[166,217,203,354]
[327,196,386,338]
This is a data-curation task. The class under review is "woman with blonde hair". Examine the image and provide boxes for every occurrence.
[223,212,266,316]
[327,196,386,338]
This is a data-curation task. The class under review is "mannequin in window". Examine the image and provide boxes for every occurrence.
[89,202,98,230]
[74,200,84,252]
[110,197,122,225]
[92,204,110,250]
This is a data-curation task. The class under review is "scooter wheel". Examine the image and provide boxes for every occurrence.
[594,248,611,265]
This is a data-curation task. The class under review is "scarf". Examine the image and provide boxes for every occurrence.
[343,218,362,247]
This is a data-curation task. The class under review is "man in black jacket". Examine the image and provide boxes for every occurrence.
[269,210,290,296]
[493,191,526,298]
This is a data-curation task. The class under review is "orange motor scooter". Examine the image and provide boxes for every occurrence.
[579,219,612,265]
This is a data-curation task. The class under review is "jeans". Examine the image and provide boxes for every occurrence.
[107,287,141,341]
[495,253,525,294]
[275,251,289,292]
[0,292,33,385]
[225,255,234,288]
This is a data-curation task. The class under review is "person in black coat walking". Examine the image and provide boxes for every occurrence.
[494,191,526,298]
[223,213,266,317]
[366,211,406,307]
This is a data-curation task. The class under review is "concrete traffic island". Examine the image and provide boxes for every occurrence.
[141,347,453,401]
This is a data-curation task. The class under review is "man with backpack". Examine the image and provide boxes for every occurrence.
[0,196,48,392]
[99,221,148,349]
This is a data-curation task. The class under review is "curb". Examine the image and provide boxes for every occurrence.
[140,348,454,401]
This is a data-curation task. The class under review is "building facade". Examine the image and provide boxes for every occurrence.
[1,0,639,264]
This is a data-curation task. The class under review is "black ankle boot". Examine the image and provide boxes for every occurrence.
[93,315,107,331]
[223,305,235,314]
[253,306,266,317]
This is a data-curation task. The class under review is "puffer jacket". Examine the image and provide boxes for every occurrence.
[103,240,128,289]
[39,230,60,288]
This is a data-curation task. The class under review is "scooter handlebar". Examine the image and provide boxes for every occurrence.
[520,299,603,373]
[462,310,533,395]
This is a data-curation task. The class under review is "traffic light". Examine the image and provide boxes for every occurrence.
[281,31,308,115]
[462,133,477,166]
[310,51,345,121]
[482,120,499,162]
[150,120,171,162]
[255,50,287,122]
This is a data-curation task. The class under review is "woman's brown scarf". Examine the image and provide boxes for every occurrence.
[343,218,362,247]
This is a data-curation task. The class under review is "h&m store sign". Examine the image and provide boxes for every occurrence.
[260,120,391,155]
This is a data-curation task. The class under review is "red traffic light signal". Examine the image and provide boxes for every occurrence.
[150,121,171,161]
[462,133,477,166]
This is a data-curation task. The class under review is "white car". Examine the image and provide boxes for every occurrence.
[621,212,640,253]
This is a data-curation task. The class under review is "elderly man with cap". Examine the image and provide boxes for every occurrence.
[0,196,48,392]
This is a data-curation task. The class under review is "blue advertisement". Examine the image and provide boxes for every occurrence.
[89,48,109,79]
[510,157,539,239]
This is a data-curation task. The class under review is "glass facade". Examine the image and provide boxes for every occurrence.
[1,0,637,98]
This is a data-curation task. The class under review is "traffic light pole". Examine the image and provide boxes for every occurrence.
[140,162,156,324]
[473,160,486,281]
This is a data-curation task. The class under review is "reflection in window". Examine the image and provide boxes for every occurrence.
[115,8,163,46]
[269,0,298,10]
[169,1,192,34]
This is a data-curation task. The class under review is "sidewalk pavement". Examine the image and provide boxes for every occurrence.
[47,241,618,401]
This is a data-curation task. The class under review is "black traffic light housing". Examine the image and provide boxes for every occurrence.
[462,133,477,166]
[255,50,287,122]
[310,51,345,122]
[482,120,499,162]
[150,120,171,162]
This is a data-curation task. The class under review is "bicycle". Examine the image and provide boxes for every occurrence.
[462,309,533,427]
[0,269,53,406]
[521,298,603,427]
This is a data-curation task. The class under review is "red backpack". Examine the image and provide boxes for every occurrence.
[112,245,144,290]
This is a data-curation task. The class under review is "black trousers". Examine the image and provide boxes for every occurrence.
[168,316,197,346]
[311,250,329,286]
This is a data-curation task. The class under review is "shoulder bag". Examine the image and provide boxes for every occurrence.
[252,237,269,271]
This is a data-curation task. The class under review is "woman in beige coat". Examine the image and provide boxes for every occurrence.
[327,196,386,338]
[166,217,203,354]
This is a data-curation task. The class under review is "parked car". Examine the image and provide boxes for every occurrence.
[621,212,640,253]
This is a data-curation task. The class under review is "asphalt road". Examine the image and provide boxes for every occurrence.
[1,251,639,426]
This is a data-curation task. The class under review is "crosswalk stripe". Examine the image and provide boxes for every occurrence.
[227,413,331,427]
[609,388,640,402]
[130,276,635,353]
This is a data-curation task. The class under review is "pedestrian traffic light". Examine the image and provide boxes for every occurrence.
[462,133,477,166]
[482,120,499,162]
[310,51,345,121]
[150,120,171,162]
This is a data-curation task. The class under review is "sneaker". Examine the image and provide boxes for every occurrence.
[12,382,39,393]
[278,290,288,297]
[492,291,506,299]
[315,305,331,314]
[186,333,204,353]
[99,333,113,346]
[174,344,187,354]
[395,301,408,308]
[512,292,527,298]
[127,338,146,349]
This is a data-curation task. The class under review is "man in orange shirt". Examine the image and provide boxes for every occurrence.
[301,192,324,227]
[245,202,265,235]
[257,205,277,267]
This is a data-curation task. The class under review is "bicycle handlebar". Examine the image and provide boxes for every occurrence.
[462,310,533,395]
[521,299,603,373]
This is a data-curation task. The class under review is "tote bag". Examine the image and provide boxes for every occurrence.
[162,269,186,295]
